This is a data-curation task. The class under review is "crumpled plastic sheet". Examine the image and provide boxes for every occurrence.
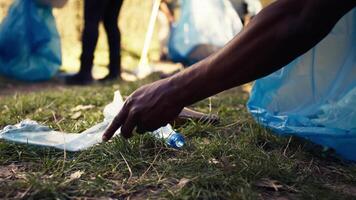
[0,91,176,151]
[247,8,356,161]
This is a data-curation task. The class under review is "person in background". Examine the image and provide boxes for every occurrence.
[230,0,262,25]
[66,0,124,85]
[158,0,177,61]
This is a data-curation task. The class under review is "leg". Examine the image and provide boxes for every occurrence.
[79,0,109,78]
[157,11,170,61]
[102,0,124,79]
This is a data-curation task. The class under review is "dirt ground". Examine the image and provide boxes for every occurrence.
[0,76,65,98]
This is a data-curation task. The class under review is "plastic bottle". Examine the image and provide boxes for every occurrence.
[103,91,185,149]
[152,124,185,149]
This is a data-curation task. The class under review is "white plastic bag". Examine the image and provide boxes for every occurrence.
[168,0,243,65]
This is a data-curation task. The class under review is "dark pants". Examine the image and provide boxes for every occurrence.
[79,0,124,78]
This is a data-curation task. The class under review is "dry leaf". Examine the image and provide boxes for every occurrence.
[255,178,284,191]
[71,111,82,119]
[69,170,84,181]
[70,170,83,179]
[0,164,15,178]
[177,178,191,189]
[71,105,95,112]
[61,170,84,186]
[0,164,26,181]
[208,158,220,164]
[172,178,191,191]
[202,138,211,145]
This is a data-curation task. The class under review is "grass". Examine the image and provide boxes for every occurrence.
[1,76,356,199]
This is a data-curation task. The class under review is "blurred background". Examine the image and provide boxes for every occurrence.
[0,0,273,79]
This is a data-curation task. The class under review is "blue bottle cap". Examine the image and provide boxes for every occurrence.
[166,132,185,149]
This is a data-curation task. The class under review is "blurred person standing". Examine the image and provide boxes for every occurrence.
[66,0,124,85]
[157,0,177,61]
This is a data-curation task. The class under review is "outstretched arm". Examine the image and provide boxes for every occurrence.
[103,0,356,140]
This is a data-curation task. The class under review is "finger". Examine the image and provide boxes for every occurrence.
[102,110,127,141]
[136,125,146,134]
[120,113,137,139]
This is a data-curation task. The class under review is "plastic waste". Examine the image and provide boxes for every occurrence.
[247,8,356,161]
[0,91,185,151]
[152,124,185,149]
[0,0,61,81]
[168,0,242,66]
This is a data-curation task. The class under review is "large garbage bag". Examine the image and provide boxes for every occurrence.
[0,0,61,81]
[247,8,356,161]
[168,0,243,66]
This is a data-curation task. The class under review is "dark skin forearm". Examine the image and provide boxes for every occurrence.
[170,0,356,107]
[103,0,356,140]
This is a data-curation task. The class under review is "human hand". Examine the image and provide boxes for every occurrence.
[102,79,184,140]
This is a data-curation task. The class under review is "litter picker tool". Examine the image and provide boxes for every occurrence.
[135,0,162,79]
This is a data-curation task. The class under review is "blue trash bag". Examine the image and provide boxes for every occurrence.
[0,0,61,81]
[247,8,356,161]
[168,0,243,66]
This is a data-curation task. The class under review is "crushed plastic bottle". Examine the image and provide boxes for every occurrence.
[152,124,185,149]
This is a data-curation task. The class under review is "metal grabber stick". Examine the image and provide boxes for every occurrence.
[136,0,162,78]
